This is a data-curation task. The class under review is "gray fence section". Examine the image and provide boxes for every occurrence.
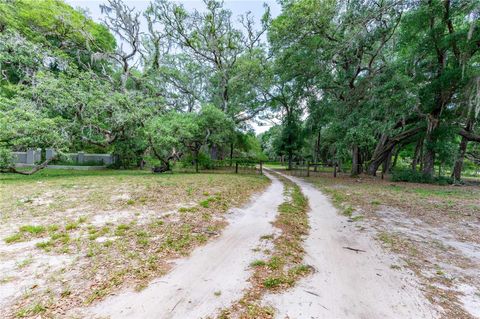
[12,148,42,165]
[12,148,116,166]
[62,152,115,165]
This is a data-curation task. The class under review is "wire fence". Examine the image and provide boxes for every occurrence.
[173,159,264,175]
[276,162,339,178]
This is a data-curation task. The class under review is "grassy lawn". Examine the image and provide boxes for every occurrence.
[289,171,480,319]
[0,169,269,318]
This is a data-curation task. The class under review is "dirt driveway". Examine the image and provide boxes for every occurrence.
[83,171,437,319]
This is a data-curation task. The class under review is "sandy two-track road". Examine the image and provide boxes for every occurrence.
[86,171,437,319]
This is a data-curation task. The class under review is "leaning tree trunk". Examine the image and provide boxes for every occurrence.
[367,127,422,176]
[452,120,474,181]
[390,146,401,172]
[1,156,57,175]
[382,148,393,175]
[367,134,388,176]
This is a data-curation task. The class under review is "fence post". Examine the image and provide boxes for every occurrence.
[35,148,42,163]
[46,148,56,161]
[307,161,310,177]
[334,162,337,178]
[235,162,238,174]
[26,149,35,165]
[260,161,263,175]
[78,151,85,164]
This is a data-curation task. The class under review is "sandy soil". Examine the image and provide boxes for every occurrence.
[262,172,438,319]
[0,172,269,317]
[85,172,284,319]
[83,170,438,319]
[374,207,480,318]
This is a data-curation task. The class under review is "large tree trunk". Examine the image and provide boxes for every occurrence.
[411,137,424,171]
[382,148,393,175]
[367,127,422,176]
[390,146,401,172]
[351,145,363,176]
[288,152,293,170]
[422,114,441,176]
[452,120,474,181]
[367,134,388,176]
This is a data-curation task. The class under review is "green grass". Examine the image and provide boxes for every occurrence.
[65,222,79,231]
[36,240,54,250]
[114,224,130,236]
[263,277,284,288]
[16,257,33,269]
[266,256,283,270]
[288,264,311,276]
[19,225,46,235]
[199,196,217,208]
[179,206,198,213]
[47,224,60,232]
[4,225,48,243]
[378,232,396,246]
[0,169,152,184]
[250,260,266,267]
[342,206,354,217]
[4,233,23,243]
[16,302,46,317]
[350,215,364,222]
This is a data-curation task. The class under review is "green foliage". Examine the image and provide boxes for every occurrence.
[0,97,66,169]
[146,104,234,166]
[391,170,453,185]
[0,0,115,55]
[263,0,480,180]
[0,0,478,179]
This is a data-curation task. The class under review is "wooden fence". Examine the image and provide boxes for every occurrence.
[280,162,339,178]
[173,159,264,175]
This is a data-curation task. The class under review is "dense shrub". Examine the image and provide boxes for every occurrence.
[391,169,453,185]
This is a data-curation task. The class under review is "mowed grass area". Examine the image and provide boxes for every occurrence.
[0,169,269,318]
[294,171,480,319]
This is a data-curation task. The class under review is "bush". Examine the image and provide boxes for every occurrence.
[391,169,453,185]
[179,152,215,169]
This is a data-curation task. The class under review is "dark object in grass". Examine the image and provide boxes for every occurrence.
[342,246,366,253]
[152,165,170,173]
